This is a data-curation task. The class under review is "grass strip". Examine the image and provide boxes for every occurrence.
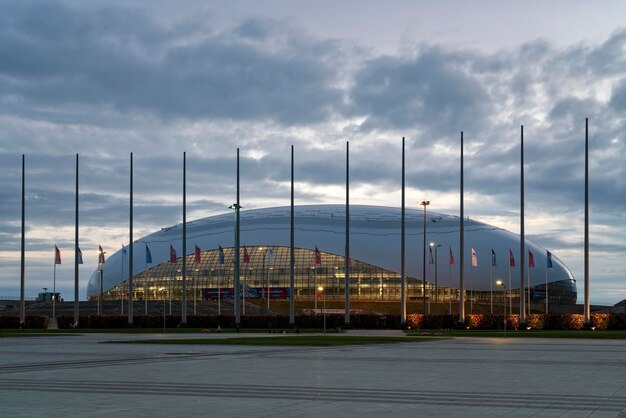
[110,335,443,346]
[407,330,626,339]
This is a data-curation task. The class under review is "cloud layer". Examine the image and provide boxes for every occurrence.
[0,1,624,304]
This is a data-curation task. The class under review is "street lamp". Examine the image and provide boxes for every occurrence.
[496,280,507,336]
[318,286,326,335]
[160,288,167,333]
[430,242,441,304]
[419,201,430,314]
[229,203,242,329]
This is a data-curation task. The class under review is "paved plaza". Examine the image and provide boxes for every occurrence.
[1,332,626,417]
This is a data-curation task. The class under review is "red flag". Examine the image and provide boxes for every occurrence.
[243,245,251,264]
[315,246,322,265]
[509,249,515,267]
[98,245,106,264]
[54,245,61,265]
[528,250,535,268]
[449,247,454,265]
[471,248,478,267]
[194,244,201,263]
[169,244,177,263]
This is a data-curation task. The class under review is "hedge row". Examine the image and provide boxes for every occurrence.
[0,315,48,329]
[6,313,626,330]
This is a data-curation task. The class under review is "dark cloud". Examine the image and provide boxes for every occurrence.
[0,1,343,125]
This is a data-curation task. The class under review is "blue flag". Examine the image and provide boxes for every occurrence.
[546,250,553,268]
[491,249,497,267]
[145,244,153,264]
[77,247,83,264]
[218,245,225,264]
[429,247,434,264]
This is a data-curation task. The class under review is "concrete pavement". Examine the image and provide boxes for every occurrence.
[1,331,626,417]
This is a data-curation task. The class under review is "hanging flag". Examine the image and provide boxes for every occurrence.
[243,245,251,264]
[509,249,515,267]
[268,247,275,265]
[194,244,201,263]
[55,245,61,265]
[145,244,153,264]
[528,250,535,268]
[77,247,84,264]
[471,247,478,267]
[449,247,455,265]
[98,245,106,264]
[491,249,497,267]
[218,245,225,264]
[429,246,434,264]
[170,244,177,263]
[315,246,322,265]
[546,250,553,268]
[122,243,127,255]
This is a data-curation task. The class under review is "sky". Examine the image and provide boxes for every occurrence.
[0,0,624,304]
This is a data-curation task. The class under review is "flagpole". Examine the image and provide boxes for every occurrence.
[129,152,134,325]
[20,155,26,326]
[490,258,493,314]
[345,141,351,326]
[545,264,548,315]
[519,125,526,329]
[120,244,124,315]
[74,153,80,326]
[508,262,512,317]
[234,148,241,327]
[459,131,465,324]
[182,151,188,323]
[289,145,295,325]
[53,260,56,318]
[401,137,406,324]
[448,250,452,315]
[584,117,590,327]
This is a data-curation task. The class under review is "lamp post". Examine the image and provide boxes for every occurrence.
[229,203,242,328]
[160,288,167,333]
[419,201,430,314]
[496,280,507,336]
[318,286,326,335]
[430,242,441,304]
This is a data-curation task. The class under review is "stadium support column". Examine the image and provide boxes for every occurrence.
[289,145,295,325]
[182,151,187,325]
[344,141,350,326]
[519,125,530,329]
[74,154,79,326]
[128,152,134,325]
[459,132,465,324]
[401,138,406,324]
[584,118,591,327]
[20,155,25,326]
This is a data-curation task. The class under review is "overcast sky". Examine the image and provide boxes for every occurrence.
[0,0,624,304]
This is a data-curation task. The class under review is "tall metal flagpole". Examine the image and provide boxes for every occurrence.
[128,152,134,325]
[234,148,241,327]
[20,155,26,326]
[289,145,295,325]
[53,256,57,318]
[459,132,465,324]
[345,141,350,325]
[520,125,526,328]
[584,118,590,327]
[182,152,187,324]
[74,154,79,326]
[401,137,406,324]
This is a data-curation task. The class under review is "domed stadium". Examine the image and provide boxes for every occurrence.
[87,205,576,308]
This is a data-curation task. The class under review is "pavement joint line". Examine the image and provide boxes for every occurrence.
[0,381,623,411]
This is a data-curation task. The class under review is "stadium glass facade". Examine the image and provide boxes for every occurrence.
[99,244,576,306]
